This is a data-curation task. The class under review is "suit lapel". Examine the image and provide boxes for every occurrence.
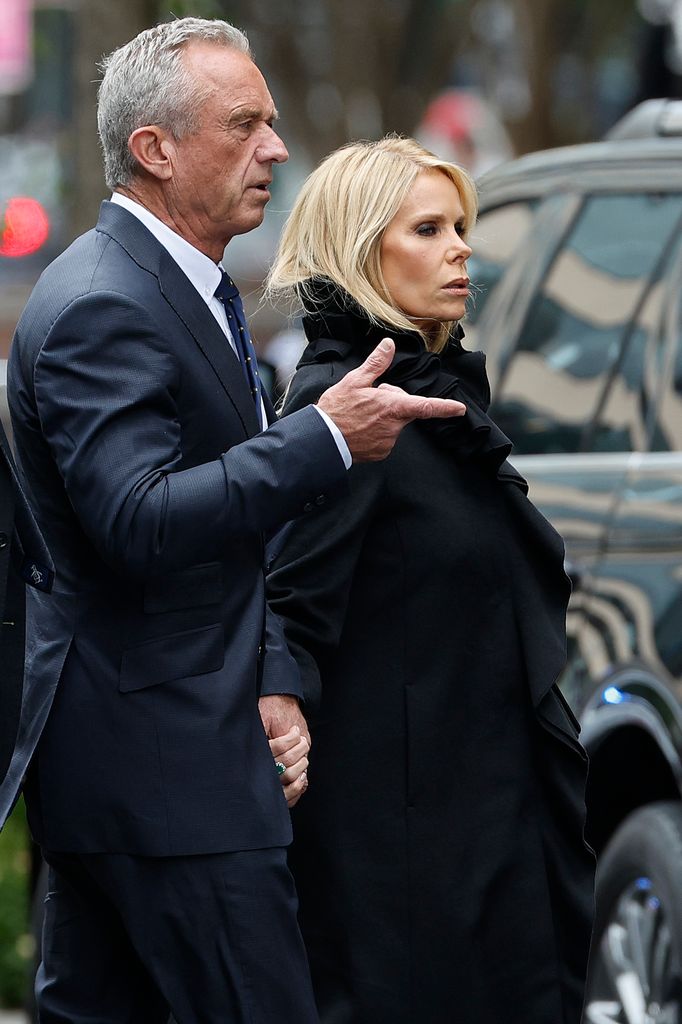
[96,201,261,437]
[157,250,260,435]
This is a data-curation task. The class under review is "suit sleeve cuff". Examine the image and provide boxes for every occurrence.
[313,406,352,470]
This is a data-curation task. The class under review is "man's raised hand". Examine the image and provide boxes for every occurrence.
[317,338,466,462]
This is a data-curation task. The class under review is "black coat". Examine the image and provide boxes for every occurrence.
[267,297,595,1024]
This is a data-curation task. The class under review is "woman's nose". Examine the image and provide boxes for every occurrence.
[447,237,472,263]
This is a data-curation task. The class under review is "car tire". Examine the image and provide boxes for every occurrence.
[583,801,682,1024]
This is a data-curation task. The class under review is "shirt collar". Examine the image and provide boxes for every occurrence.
[110,192,224,304]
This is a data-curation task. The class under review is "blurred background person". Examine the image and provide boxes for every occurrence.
[635,0,682,100]
[262,320,307,401]
[416,88,513,177]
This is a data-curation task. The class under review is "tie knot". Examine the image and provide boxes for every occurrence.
[215,270,239,304]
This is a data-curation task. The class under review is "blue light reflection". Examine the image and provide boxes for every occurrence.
[602,686,633,705]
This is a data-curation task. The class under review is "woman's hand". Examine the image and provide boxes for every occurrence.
[269,725,310,808]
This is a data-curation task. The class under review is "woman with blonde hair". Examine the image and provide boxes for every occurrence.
[266,137,594,1024]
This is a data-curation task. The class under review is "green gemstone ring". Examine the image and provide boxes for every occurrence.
[275,761,286,776]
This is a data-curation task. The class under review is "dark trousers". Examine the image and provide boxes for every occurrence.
[37,846,320,1024]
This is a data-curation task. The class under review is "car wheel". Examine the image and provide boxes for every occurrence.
[583,801,682,1024]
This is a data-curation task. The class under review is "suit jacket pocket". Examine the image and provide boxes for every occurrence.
[119,623,224,693]
[143,563,224,613]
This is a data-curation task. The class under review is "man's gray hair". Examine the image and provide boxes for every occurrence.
[97,17,251,190]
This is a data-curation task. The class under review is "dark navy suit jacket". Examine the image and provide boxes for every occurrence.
[1,201,346,855]
[0,422,53,788]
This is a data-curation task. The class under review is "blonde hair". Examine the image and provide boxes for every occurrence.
[265,136,477,352]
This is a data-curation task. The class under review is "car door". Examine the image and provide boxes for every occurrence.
[593,224,682,702]
[470,188,682,709]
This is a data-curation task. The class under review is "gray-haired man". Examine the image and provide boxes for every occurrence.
[5,17,464,1022]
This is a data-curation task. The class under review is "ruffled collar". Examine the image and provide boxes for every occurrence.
[299,280,526,489]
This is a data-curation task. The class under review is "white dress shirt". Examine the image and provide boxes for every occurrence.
[109,192,350,467]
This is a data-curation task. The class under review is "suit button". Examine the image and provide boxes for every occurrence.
[314,495,326,506]
[303,502,314,513]
[0,533,7,550]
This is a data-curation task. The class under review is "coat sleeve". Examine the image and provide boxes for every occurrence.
[266,367,386,709]
[23,292,347,579]
[257,602,305,700]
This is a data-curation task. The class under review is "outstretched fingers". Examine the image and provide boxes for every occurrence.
[376,382,466,422]
[316,336,467,462]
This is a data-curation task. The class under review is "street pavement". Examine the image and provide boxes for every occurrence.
[0,1012,28,1022]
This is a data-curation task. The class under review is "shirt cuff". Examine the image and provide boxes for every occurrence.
[313,406,352,470]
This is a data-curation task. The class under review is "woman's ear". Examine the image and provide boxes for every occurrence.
[127,125,174,181]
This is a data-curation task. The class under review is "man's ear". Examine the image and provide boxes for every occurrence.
[127,125,175,181]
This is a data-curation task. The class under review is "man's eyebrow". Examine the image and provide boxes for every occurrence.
[226,105,280,126]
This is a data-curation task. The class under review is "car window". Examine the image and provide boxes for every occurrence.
[648,245,682,451]
[590,254,680,453]
[466,202,536,327]
[489,193,682,455]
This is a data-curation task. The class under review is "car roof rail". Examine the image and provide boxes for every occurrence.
[605,98,682,140]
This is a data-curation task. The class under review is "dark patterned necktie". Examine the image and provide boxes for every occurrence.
[214,270,264,428]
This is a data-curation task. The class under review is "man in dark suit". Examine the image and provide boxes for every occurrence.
[3,17,464,1023]
[0,420,53,787]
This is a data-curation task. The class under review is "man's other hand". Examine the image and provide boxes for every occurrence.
[258,693,310,746]
[317,337,466,462]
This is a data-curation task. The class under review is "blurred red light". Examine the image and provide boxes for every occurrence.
[0,196,50,258]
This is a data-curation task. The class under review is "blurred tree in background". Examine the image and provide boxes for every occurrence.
[63,0,678,239]
[69,0,158,236]
[225,0,473,161]
[69,0,483,236]
[3,0,680,266]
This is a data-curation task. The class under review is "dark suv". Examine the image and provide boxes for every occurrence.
[470,98,682,1024]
